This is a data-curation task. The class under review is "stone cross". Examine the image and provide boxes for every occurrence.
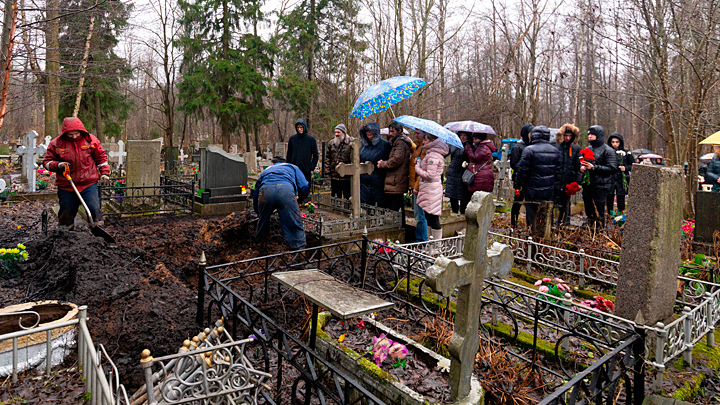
[43,136,52,150]
[426,191,513,401]
[179,148,188,163]
[336,138,373,219]
[494,144,511,200]
[0,178,5,193]
[109,140,126,167]
[16,130,46,191]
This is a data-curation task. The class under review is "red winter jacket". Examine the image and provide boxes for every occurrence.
[43,117,110,192]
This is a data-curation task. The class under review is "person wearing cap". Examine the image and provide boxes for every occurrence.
[377,121,412,212]
[253,156,309,250]
[325,123,353,199]
[580,125,618,228]
[43,117,111,229]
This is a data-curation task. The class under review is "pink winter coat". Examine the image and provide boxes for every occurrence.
[415,138,449,215]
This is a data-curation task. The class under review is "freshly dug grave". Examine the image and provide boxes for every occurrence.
[0,201,296,391]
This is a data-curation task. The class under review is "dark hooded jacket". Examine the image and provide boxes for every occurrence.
[554,125,582,195]
[607,132,635,196]
[286,118,319,182]
[585,125,618,191]
[445,142,470,201]
[511,124,534,187]
[705,155,720,192]
[359,123,391,206]
[377,131,413,194]
[516,126,561,200]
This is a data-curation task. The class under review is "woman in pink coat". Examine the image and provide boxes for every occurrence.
[415,134,449,241]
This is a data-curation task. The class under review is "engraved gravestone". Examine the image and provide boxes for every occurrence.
[127,140,162,196]
[200,146,248,190]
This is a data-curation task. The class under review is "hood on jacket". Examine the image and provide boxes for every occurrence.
[393,133,413,149]
[295,118,309,136]
[60,117,90,139]
[423,137,449,156]
[520,123,534,145]
[558,123,579,145]
[530,126,551,144]
[359,123,381,146]
[607,132,625,150]
[588,125,606,147]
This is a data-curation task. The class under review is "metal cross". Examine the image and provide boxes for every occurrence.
[109,140,126,167]
[16,130,46,192]
[426,191,513,401]
[336,138,373,219]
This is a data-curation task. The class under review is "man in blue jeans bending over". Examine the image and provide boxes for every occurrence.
[253,156,309,250]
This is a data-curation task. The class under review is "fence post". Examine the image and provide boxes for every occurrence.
[705,292,716,347]
[526,237,533,273]
[197,251,207,327]
[652,322,667,391]
[140,350,155,405]
[360,227,368,289]
[578,249,585,289]
[682,306,693,365]
[632,325,647,405]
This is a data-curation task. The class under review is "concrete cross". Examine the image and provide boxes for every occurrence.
[16,130,46,192]
[336,138,373,219]
[179,148,188,163]
[0,178,5,193]
[43,136,52,151]
[494,144,512,201]
[109,140,126,167]
[426,191,513,401]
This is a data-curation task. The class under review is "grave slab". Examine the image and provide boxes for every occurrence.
[127,140,162,195]
[615,164,684,325]
[199,146,248,190]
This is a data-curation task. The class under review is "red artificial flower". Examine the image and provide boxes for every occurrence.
[515,189,521,197]
[579,148,595,161]
[565,182,581,196]
[357,320,365,329]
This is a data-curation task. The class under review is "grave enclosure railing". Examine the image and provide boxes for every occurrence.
[0,306,129,405]
[396,232,720,388]
[198,237,646,404]
[99,176,195,216]
[302,194,402,238]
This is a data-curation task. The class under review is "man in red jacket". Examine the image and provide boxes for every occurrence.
[43,117,111,228]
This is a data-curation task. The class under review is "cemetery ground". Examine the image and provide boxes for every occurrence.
[2,198,720,403]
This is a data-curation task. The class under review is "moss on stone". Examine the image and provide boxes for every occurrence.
[670,331,720,402]
[393,278,457,314]
[358,357,396,384]
[672,374,703,402]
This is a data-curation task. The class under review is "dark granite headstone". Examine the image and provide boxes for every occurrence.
[695,191,720,243]
[615,164,684,325]
[200,146,248,190]
[163,146,179,172]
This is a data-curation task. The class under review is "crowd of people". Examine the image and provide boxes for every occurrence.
[256,116,720,247]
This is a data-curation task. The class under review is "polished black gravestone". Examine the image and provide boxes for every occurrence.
[695,191,720,243]
[198,146,248,204]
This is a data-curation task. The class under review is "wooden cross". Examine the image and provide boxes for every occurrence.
[109,140,126,167]
[336,138,373,219]
[16,130,46,192]
[426,191,513,401]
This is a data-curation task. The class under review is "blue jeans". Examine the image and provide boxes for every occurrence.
[256,183,306,249]
[413,194,427,242]
[58,184,102,226]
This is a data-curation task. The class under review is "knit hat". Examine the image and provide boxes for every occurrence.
[335,124,348,135]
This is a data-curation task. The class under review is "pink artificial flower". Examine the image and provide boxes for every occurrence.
[543,277,551,282]
[557,284,566,291]
[534,280,543,286]
[555,278,565,283]
[538,286,549,293]
[301,213,307,218]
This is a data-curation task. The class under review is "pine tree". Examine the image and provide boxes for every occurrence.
[177,0,273,151]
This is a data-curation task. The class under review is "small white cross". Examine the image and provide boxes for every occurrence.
[16,130,46,192]
[109,140,127,166]
[43,136,52,151]
[179,148,188,163]
[0,178,5,193]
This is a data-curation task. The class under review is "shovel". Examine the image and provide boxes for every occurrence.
[63,165,116,243]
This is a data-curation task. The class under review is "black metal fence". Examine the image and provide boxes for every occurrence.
[197,236,647,405]
[99,176,194,216]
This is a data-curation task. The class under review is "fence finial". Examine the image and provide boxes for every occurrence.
[200,251,206,266]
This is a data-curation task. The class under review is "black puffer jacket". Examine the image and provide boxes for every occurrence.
[585,125,618,191]
[511,124,534,188]
[286,118,319,182]
[516,126,561,200]
[359,123,392,206]
[554,131,582,195]
[606,132,635,196]
[445,143,470,200]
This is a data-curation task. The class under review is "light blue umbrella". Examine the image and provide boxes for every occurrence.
[700,153,715,161]
[393,115,463,148]
[444,120,497,135]
[350,76,427,119]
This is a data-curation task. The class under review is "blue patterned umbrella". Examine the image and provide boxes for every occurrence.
[393,115,463,149]
[350,76,427,119]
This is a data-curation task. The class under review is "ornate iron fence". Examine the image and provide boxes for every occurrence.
[302,194,403,238]
[99,176,195,216]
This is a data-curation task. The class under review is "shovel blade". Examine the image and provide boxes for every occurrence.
[91,225,116,244]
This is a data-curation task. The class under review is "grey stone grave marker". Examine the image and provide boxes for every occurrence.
[127,139,162,196]
[615,164,684,325]
[244,150,257,174]
[275,142,287,158]
[16,130,46,191]
[200,146,247,193]
[336,138,373,219]
[426,191,511,402]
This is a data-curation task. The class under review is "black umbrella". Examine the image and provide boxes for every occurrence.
[631,148,654,155]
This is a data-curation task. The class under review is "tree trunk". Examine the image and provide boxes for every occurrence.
[72,12,96,118]
[45,0,60,139]
[94,92,103,142]
[220,0,230,151]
